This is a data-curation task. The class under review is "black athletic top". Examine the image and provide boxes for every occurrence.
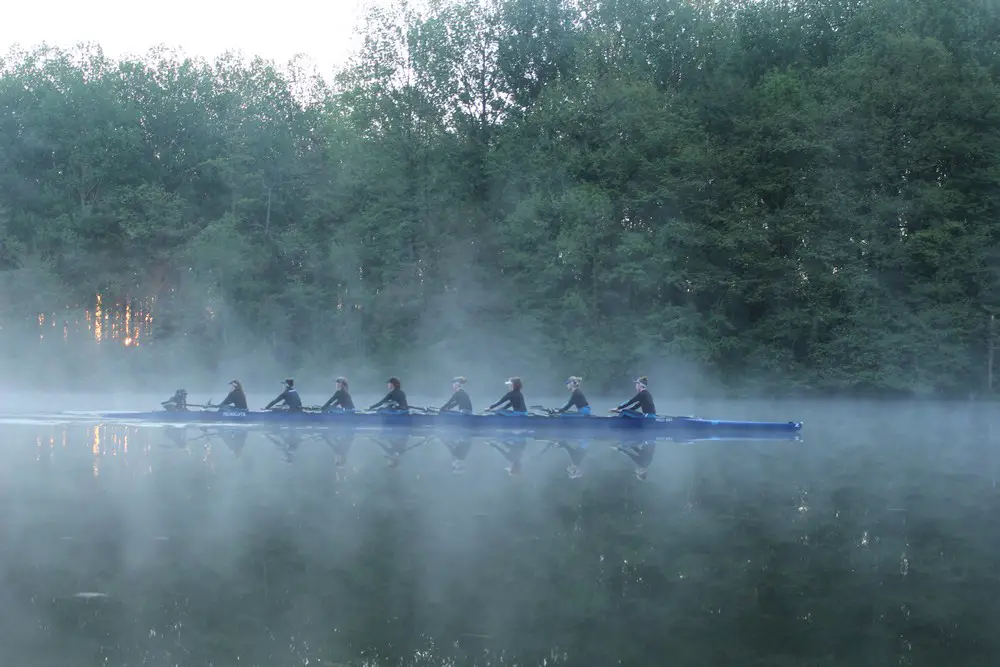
[371,387,408,411]
[617,389,655,415]
[558,388,589,413]
[219,387,248,410]
[489,389,526,412]
[266,388,303,411]
[440,389,473,413]
[322,389,354,411]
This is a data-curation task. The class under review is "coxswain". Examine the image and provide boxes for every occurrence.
[162,389,188,412]
[557,376,591,415]
[613,376,656,416]
[217,380,248,410]
[488,377,527,413]
[265,378,303,412]
[440,376,473,413]
[321,377,355,411]
[369,376,408,411]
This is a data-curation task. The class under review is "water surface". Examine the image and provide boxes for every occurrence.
[0,401,997,667]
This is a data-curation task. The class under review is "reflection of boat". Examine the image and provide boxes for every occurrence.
[99,408,803,438]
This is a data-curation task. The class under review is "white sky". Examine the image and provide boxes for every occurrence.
[1,0,375,76]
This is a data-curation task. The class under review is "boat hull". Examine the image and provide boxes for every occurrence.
[98,409,803,436]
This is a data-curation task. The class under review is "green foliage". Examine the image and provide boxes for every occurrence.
[1,0,999,396]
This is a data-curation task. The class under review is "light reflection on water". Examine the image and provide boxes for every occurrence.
[0,407,998,667]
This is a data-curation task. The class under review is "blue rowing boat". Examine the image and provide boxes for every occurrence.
[98,408,803,437]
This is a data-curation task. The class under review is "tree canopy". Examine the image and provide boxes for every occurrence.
[2,0,999,396]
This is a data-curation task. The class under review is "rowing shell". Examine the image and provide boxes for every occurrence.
[97,409,803,437]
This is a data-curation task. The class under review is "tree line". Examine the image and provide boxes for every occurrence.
[1,0,999,396]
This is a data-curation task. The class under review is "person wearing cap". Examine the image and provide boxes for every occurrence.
[488,377,527,413]
[439,377,473,413]
[556,376,591,415]
[321,377,355,411]
[265,378,303,412]
[613,376,656,416]
[161,389,188,412]
[217,380,248,410]
[369,376,408,411]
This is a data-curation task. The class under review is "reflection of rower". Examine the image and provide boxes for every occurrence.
[217,380,248,410]
[440,377,472,413]
[263,430,303,462]
[555,439,589,478]
[376,434,426,467]
[321,377,355,412]
[265,379,303,412]
[612,377,656,416]
[217,429,249,457]
[369,377,408,412]
[162,390,188,412]
[318,431,354,468]
[488,377,526,414]
[441,437,474,473]
[614,440,657,480]
[489,437,527,475]
[162,426,190,448]
[557,377,591,415]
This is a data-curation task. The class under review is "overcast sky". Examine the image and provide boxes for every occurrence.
[1,0,373,75]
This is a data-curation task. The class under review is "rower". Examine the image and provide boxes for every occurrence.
[161,389,188,412]
[265,378,303,412]
[488,377,526,414]
[613,376,656,416]
[440,376,472,413]
[321,377,355,411]
[217,380,248,410]
[369,376,408,412]
[557,376,591,415]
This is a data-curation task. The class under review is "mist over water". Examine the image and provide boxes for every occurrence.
[0,401,997,667]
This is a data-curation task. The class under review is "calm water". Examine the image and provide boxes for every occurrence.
[0,401,998,667]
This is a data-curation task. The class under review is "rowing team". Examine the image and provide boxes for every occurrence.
[161,376,658,417]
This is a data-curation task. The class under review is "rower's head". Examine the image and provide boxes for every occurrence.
[387,376,401,390]
[283,378,294,389]
[634,376,648,391]
[336,377,348,390]
[229,380,243,392]
[566,376,582,391]
[505,377,522,391]
[175,389,187,398]
[452,376,467,391]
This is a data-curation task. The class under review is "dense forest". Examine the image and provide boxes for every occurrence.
[1,0,999,396]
